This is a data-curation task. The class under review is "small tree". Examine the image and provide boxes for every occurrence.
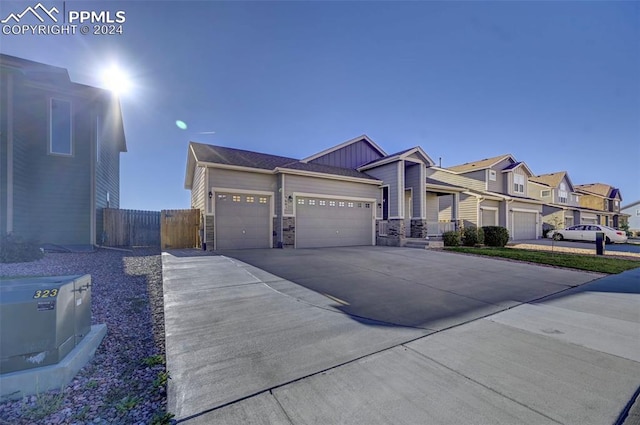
[547,215,564,253]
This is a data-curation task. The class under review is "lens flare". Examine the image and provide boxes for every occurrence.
[176,120,187,130]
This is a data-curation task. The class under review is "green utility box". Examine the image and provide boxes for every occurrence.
[0,275,92,374]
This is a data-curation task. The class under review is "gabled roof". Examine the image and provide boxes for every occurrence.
[446,154,513,173]
[621,200,640,210]
[301,134,387,163]
[499,161,535,177]
[575,183,620,199]
[358,146,434,170]
[424,177,466,193]
[529,171,574,191]
[185,142,379,189]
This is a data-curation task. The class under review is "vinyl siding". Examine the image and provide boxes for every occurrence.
[309,139,383,169]
[95,101,123,244]
[404,163,423,218]
[459,193,478,228]
[579,194,607,211]
[425,193,438,222]
[528,181,551,202]
[487,161,510,193]
[283,174,379,216]
[208,168,278,194]
[438,195,453,221]
[190,166,206,211]
[365,162,399,217]
[12,83,92,244]
[426,168,485,192]
[505,167,528,197]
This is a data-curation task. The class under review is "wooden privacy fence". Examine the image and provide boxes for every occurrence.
[103,208,161,247]
[161,209,201,250]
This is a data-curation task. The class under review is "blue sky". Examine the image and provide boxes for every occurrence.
[1,1,638,210]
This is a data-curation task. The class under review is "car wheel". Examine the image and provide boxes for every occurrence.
[605,237,612,245]
[553,233,563,241]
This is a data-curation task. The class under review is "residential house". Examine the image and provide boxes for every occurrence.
[528,171,584,230]
[575,183,624,228]
[0,54,127,246]
[426,154,544,240]
[185,135,462,250]
[621,200,640,234]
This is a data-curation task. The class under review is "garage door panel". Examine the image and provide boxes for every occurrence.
[297,197,372,248]
[216,193,271,250]
[513,211,537,240]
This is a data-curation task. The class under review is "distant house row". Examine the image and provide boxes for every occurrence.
[185,135,629,250]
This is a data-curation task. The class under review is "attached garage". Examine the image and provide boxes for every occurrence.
[295,196,374,248]
[581,215,597,225]
[512,210,537,240]
[215,192,272,249]
[480,207,498,227]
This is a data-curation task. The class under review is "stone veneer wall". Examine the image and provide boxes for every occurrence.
[205,215,215,251]
[375,219,405,247]
[282,217,295,248]
[410,219,428,238]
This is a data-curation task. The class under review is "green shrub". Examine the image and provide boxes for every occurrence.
[443,230,461,247]
[482,226,509,247]
[0,233,44,263]
[462,226,484,246]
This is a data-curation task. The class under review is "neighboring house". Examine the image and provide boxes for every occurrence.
[621,200,640,234]
[427,154,544,240]
[528,171,584,229]
[0,54,127,246]
[185,135,456,250]
[575,183,625,228]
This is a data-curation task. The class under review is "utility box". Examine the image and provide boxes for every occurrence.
[595,232,605,256]
[0,275,92,374]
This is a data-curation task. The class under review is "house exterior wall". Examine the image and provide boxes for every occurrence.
[462,169,488,186]
[308,139,382,169]
[365,162,399,217]
[459,193,478,228]
[438,195,453,221]
[404,163,423,218]
[190,166,206,211]
[208,168,278,196]
[622,203,640,231]
[11,80,93,245]
[579,194,607,211]
[528,182,552,203]
[426,168,485,192]
[425,193,439,222]
[504,167,529,197]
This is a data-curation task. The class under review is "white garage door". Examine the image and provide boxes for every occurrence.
[215,193,271,249]
[581,216,597,225]
[296,197,373,248]
[481,209,497,227]
[512,211,537,240]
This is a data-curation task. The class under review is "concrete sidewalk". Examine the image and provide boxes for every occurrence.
[162,250,640,424]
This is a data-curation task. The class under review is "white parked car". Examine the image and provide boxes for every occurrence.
[547,224,628,244]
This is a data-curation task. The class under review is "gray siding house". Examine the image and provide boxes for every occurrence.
[621,200,640,234]
[185,135,449,249]
[0,54,126,246]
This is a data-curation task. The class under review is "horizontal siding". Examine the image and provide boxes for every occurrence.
[190,166,206,211]
[511,200,542,213]
[425,193,438,221]
[284,174,379,216]
[405,163,423,218]
[427,168,485,192]
[366,162,399,217]
[438,195,453,221]
[459,193,478,227]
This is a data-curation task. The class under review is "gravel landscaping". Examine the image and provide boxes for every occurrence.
[0,248,169,425]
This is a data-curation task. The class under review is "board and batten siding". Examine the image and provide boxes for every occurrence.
[12,84,92,244]
[309,139,382,169]
[283,174,379,216]
[404,163,423,218]
[365,162,399,217]
[190,166,206,212]
[426,168,485,192]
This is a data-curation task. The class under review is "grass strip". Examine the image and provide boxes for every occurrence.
[444,247,639,274]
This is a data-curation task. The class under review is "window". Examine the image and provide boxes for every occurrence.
[338,201,345,207]
[347,202,354,208]
[232,195,241,202]
[574,195,580,202]
[541,190,551,197]
[308,199,316,206]
[636,209,640,216]
[297,198,304,205]
[365,203,371,208]
[246,196,254,203]
[319,200,326,206]
[50,99,72,155]
[357,203,362,208]
[329,201,336,207]
[259,197,267,204]
[489,170,497,181]
[513,174,524,193]
[558,189,568,204]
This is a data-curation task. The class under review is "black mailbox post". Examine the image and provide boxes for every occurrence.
[595,232,605,255]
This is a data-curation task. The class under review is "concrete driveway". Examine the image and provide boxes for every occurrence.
[162,247,640,424]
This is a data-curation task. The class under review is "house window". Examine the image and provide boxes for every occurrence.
[232,195,241,202]
[259,197,267,204]
[513,174,524,194]
[297,198,304,205]
[50,99,72,155]
[246,196,254,203]
[338,201,345,207]
[319,200,326,206]
[308,200,316,206]
[329,201,336,207]
[558,189,568,204]
[489,170,496,181]
[347,202,354,208]
[636,209,640,216]
[541,190,551,197]
[574,195,580,202]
